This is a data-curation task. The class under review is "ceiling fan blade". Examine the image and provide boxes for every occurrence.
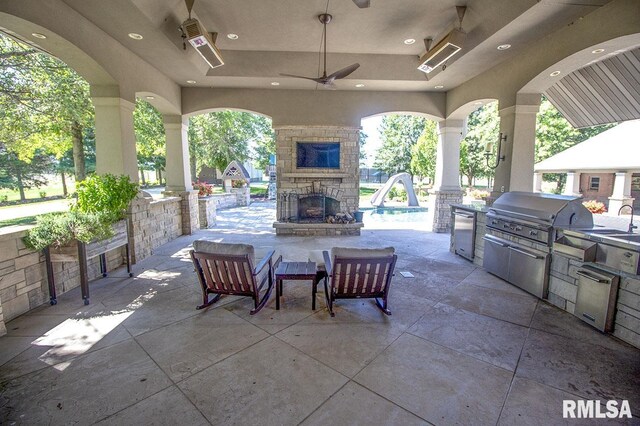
[352,0,370,8]
[279,73,324,83]
[326,63,360,81]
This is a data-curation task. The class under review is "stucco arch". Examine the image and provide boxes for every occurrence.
[0,1,181,112]
[360,111,442,123]
[185,106,273,121]
[182,88,445,127]
[136,92,182,116]
[447,98,497,121]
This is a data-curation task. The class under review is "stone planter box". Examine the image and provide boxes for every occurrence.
[44,219,132,305]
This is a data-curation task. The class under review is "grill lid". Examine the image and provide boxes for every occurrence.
[489,191,593,228]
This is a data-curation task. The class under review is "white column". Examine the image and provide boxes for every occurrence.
[534,172,543,192]
[428,119,465,233]
[92,97,139,182]
[433,119,464,192]
[608,171,635,215]
[492,94,541,197]
[563,172,581,196]
[163,115,193,192]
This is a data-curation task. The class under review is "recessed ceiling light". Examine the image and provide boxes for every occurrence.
[31,33,47,39]
[186,80,197,84]
[227,33,239,40]
[550,70,561,77]
[434,85,444,89]
[128,33,143,40]
[270,82,280,86]
[145,96,155,100]
[591,48,605,54]
[355,83,365,88]
[497,44,511,50]
[404,38,416,45]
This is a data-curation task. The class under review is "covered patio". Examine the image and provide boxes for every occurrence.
[1,203,638,424]
[1,0,640,423]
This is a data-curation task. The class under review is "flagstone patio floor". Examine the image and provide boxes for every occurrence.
[1,201,638,425]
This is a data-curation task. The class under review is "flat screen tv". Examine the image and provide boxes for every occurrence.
[296,142,340,169]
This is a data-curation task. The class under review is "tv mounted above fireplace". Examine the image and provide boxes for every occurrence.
[296,142,340,169]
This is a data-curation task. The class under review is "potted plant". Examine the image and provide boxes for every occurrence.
[25,174,138,304]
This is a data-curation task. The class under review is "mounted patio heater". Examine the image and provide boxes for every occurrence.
[182,18,224,69]
[417,28,466,74]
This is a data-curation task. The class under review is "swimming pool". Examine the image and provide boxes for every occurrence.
[359,206,429,227]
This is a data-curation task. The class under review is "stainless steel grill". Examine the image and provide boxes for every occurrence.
[483,192,593,298]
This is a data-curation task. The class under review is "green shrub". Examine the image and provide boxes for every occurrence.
[73,174,138,222]
[39,191,47,198]
[24,211,114,250]
[25,174,138,250]
[0,195,8,203]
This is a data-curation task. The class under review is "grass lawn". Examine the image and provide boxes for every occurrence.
[0,181,76,202]
[0,216,38,228]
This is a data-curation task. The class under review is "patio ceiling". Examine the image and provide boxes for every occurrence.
[59,0,612,91]
[545,47,640,128]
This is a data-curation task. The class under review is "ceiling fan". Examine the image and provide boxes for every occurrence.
[279,13,360,89]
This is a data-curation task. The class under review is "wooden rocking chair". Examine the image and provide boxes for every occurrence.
[190,240,280,315]
[322,247,397,317]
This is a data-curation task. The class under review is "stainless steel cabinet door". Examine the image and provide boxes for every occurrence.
[507,245,549,299]
[482,236,510,280]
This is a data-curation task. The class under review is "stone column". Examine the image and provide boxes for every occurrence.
[491,94,541,198]
[534,172,543,192]
[0,294,6,337]
[163,115,193,192]
[92,95,139,182]
[428,119,464,233]
[608,172,635,215]
[563,172,581,196]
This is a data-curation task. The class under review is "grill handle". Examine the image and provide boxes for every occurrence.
[509,246,543,259]
[576,270,607,283]
[482,235,508,247]
[453,212,474,219]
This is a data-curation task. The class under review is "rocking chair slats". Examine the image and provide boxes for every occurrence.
[322,247,397,317]
[190,241,279,315]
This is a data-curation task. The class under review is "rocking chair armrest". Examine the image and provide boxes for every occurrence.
[254,250,276,275]
[322,251,332,275]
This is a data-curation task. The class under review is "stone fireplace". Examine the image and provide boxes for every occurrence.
[273,125,363,236]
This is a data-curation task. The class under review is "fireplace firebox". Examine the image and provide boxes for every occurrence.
[298,194,339,222]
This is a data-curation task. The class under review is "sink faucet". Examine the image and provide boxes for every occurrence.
[617,204,637,233]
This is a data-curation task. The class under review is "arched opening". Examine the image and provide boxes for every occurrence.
[185,108,275,199]
[0,30,98,205]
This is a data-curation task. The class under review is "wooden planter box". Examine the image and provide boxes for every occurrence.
[44,219,132,305]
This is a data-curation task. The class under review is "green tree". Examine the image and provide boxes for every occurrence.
[359,130,368,161]
[460,102,498,186]
[535,97,613,192]
[0,146,53,200]
[133,99,166,185]
[374,114,427,176]
[0,34,93,181]
[188,111,272,178]
[410,120,438,181]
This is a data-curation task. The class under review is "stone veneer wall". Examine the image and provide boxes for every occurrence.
[274,126,360,235]
[0,196,188,336]
[198,197,217,229]
[429,190,464,233]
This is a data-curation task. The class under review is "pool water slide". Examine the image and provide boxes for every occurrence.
[370,172,419,207]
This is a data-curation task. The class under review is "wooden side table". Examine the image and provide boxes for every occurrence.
[275,261,319,310]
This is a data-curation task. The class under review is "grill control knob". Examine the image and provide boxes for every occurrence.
[529,230,538,236]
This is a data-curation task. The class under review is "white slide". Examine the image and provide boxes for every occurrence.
[370,172,419,207]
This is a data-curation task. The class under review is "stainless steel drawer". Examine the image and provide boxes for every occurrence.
[507,245,550,299]
[482,235,510,280]
[574,266,619,332]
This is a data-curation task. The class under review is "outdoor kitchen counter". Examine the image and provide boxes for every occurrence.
[550,229,640,348]
[450,204,488,268]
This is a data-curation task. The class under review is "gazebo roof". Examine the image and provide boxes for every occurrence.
[534,120,640,173]
[222,161,251,180]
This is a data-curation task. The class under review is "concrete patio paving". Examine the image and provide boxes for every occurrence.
[0,201,638,425]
